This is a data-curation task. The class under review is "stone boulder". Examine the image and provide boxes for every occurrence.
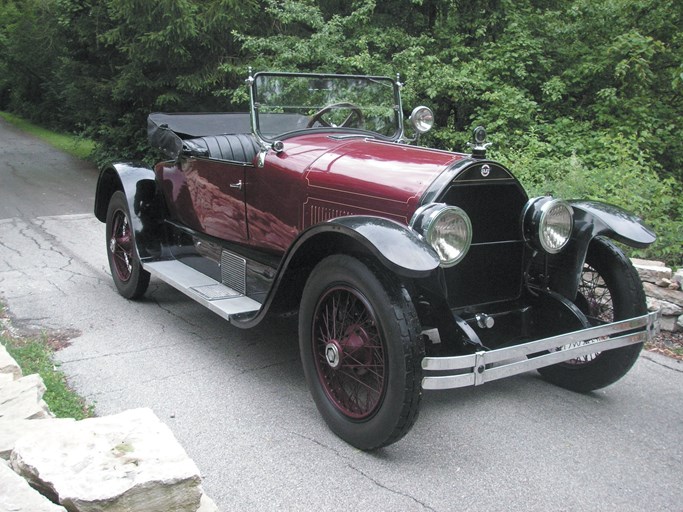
[0,342,21,380]
[0,460,67,512]
[0,418,76,460]
[10,408,203,512]
[631,259,672,284]
[643,282,683,308]
[0,373,53,420]
[674,269,683,288]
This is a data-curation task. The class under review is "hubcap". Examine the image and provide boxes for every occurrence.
[325,341,342,369]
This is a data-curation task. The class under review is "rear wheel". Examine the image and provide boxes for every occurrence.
[105,191,150,299]
[538,237,646,392]
[299,255,424,450]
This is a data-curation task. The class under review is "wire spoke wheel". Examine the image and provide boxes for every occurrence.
[299,255,423,450]
[109,209,134,282]
[312,286,386,419]
[559,262,615,365]
[538,237,646,391]
[105,191,150,299]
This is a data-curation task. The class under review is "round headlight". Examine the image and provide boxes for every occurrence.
[410,106,434,134]
[411,204,472,267]
[523,197,573,254]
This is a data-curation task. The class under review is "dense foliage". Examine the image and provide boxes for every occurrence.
[1,0,681,264]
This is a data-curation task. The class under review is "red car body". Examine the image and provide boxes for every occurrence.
[159,134,464,251]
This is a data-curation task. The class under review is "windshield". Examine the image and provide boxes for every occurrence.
[251,72,401,142]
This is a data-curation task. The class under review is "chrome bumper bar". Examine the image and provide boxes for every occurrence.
[422,311,661,390]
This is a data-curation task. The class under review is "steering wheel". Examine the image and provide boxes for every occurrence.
[307,102,364,128]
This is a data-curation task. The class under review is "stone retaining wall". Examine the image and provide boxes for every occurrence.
[632,259,683,332]
[0,343,218,512]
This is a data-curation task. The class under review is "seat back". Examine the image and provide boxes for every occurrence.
[186,134,261,163]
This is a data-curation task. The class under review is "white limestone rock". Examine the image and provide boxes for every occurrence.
[10,408,203,512]
[659,315,680,333]
[0,418,76,460]
[646,297,683,317]
[196,492,220,512]
[674,269,683,288]
[643,282,683,308]
[0,343,21,380]
[631,259,672,284]
[0,459,67,511]
[631,258,666,267]
[0,373,53,420]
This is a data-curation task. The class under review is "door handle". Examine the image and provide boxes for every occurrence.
[230,180,243,190]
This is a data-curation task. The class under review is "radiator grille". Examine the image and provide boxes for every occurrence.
[441,178,528,307]
[441,182,527,243]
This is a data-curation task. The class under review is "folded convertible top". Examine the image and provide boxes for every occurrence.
[147,112,253,159]
[147,111,307,159]
[148,112,252,138]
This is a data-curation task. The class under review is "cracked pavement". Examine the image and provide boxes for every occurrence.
[1,117,683,511]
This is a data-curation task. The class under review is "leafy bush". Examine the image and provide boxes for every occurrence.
[0,0,680,265]
[497,130,683,264]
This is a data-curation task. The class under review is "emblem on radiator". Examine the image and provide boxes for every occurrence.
[481,164,491,177]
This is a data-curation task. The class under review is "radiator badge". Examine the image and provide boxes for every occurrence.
[481,164,491,177]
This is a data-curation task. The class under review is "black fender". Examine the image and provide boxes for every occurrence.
[570,200,655,248]
[549,200,655,299]
[231,215,441,328]
[94,162,162,259]
[324,216,440,277]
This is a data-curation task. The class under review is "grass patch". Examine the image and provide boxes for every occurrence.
[1,329,94,420]
[0,111,95,160]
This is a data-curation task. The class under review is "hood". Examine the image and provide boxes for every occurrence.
[304,138,466,225]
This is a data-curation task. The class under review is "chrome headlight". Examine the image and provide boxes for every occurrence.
[523,197,573,254]
[409,106,434,134]
[411,204,472,267]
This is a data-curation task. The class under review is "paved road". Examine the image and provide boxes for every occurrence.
[1,117,682,511]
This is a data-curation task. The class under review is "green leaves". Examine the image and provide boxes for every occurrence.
[0,0,680,264]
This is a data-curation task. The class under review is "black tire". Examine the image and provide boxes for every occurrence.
[538,237,646,392]
[105,190,150,299]
[298,255,424,450]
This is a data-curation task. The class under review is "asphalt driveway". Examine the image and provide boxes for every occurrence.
[1,117,682,511]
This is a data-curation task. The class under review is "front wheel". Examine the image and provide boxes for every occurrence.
[538,237,646,392]
[105,190,150,299]
[298,255,424,450]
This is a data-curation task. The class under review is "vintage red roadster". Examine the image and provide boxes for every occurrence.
[95,70,660,449]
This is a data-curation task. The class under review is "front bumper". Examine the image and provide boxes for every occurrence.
[422,311,661,390]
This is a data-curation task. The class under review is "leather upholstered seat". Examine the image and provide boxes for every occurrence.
[186,134,261,163]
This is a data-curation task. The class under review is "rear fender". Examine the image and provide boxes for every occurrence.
[549,200,655,299]
[94,163,161,259]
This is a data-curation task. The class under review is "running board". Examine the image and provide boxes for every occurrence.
[143,260,261,323]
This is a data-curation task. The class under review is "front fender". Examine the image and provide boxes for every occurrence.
[324,216,440,277]
[549,200,655,299]
[570,200,655,248]
[231,216,440,328]
[94,162,161,259]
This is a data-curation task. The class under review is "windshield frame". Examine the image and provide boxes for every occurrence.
[248,71,405,145]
